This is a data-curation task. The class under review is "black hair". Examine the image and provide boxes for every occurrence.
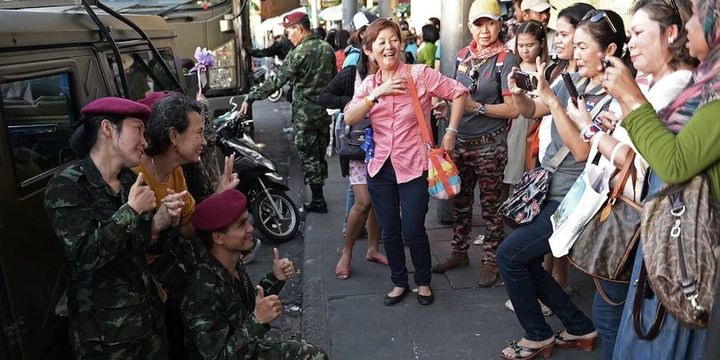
[577,9,636,75]
[557,2,596,28]
[421,24,440,43]
[144,95,203,156]
[325,29,337,50]
[70,114,125,157]
[312,26,326,39]
[428,17,440,31]
[335,29,351,51]
[515,20,549,63]
[630,0,699,70]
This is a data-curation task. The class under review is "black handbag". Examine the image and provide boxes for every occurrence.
[335,113,370,160]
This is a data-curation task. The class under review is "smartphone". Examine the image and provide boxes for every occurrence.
[561,72,579,105]
[513,70,534,92]
[601,59,613,70]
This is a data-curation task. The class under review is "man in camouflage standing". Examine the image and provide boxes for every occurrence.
[240,11,336,213]
[182,189,328,359]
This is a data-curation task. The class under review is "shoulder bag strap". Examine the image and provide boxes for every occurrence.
[544,145,569,172]
[633,260,667,340]
[406,74,434,147]
[589,94,613,120]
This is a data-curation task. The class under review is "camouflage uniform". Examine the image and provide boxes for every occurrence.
[44,157,166,359]
[245,34,336,185]
[250,37,295,61]
[181,253,328,360]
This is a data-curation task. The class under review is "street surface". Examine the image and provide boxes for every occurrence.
[246,99,605,360]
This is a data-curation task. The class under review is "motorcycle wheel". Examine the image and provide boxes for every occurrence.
[251,188,299,243]
[268,88,283,102]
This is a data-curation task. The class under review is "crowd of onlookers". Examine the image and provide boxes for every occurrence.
[319,0,720,359]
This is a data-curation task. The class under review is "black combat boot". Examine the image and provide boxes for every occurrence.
[303,184,328,213]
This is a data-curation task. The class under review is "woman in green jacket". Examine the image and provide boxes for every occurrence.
[599,0,720,358]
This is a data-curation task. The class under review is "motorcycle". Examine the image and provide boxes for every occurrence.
[214,100,299,243]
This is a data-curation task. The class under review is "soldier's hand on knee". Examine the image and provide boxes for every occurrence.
[254,286,283,324]
[272,247,295,281]
[128,173,156,214]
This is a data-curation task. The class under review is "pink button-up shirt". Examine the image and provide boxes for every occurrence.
[346,63,468,183]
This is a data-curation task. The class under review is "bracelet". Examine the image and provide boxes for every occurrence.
[581,124,603,143]
[445,127,458,134]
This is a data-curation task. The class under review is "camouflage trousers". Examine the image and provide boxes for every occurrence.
[72,332,167,360]
[253,339,329,360]
[451,139,508,265]
[293,124,329,185]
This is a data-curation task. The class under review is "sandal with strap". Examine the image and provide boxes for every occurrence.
[500,340,554,360]
[554,331,596,352]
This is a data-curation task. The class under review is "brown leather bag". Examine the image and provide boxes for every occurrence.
[568,152,642,289]
[639,174,720,329]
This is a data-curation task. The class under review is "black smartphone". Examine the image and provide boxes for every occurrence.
[561,72,579,105]
[601,59,613,70]
[513,70,534,91]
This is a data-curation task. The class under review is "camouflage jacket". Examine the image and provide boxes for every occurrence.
[246,34,336,129]
[181,253,284,359]
[249,37,294,61]
[44,157,164,345]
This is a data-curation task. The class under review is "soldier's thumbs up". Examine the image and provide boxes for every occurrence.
[128,172,156,214]
[272,247,295,281]
[254,286,282,324]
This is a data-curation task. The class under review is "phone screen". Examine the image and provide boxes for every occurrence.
[561,72,579,105]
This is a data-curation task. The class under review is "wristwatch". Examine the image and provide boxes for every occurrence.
[475,103,487,116]
[367,92,379,103]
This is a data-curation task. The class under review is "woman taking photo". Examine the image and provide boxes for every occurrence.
[318,39,387,280]
[498,7,628,360]
[344,19,468,306]
[565,1,696,357]
[602,0,720,357]
[430,0,519,288]
[45,97,185,358]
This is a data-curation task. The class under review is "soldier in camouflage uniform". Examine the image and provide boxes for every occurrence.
[182,189,328,360]
[44,97,187,359]
[240,11,337,213]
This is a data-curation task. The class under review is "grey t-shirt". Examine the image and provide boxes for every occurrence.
[453,50,520,138]
[543,72,613,202]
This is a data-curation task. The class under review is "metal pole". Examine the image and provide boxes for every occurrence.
[378,0,397,19]
[310,0,320,29]
[436,0,473,223]
[342,0,358,30]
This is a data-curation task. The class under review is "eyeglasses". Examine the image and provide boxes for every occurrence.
[583,10,618,35]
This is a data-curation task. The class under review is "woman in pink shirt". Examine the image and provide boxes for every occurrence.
[344,19,468,306]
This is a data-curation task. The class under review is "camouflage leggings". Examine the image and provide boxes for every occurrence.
[294,125,329,185]
[451,140,508,264]
[73,333,167,360]
[254,339,329,360]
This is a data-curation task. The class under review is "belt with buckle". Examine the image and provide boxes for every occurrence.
[457,126,508,147]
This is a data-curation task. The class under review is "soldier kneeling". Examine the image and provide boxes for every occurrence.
[182,189,328,360]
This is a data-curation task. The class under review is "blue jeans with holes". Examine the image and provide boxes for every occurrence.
[367,160,431,287]
[593,280,628,359]
[497,201,595,341]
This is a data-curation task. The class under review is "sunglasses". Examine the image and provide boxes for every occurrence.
[468,63,482,95]
[583,10,618,35]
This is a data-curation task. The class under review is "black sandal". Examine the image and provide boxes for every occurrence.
[500,340,554,360]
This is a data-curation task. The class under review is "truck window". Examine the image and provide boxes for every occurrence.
[1,73,77,185]
[108,48,180,100]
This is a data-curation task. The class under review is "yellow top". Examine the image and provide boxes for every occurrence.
[133,162,196,226]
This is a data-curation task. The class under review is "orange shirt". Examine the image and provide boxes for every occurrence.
[133,162,196,226]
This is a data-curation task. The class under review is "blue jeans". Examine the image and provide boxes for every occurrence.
[497,201,595,341]
[593,280,628,360]
[367,160,431,287]
[343,184,355,232]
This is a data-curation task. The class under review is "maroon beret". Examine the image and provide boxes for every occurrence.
[191,189,248,232]
[137,91,174,109]
[81,97,151,123]
[283,11,308,28]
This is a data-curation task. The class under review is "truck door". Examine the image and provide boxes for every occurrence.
[0,54,109,360]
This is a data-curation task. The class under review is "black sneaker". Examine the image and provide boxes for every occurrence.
[302,200,328,214]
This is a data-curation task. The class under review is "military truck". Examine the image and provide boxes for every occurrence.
[0,1,188,358]
[106,0,254,117]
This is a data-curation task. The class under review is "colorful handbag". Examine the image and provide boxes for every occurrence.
[407,74,461,199]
